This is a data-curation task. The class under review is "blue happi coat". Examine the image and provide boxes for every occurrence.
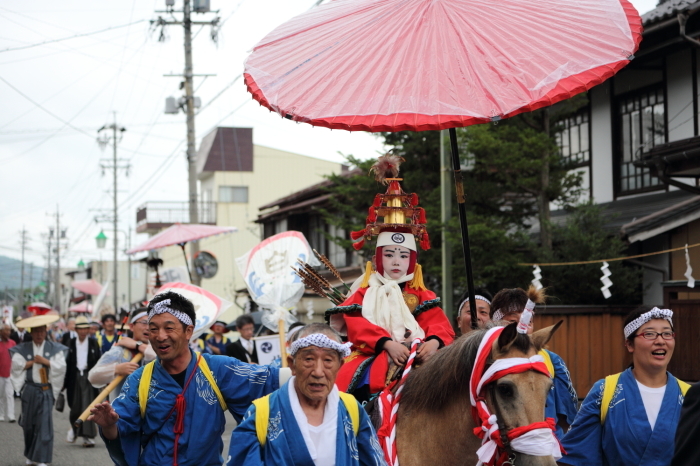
[560,368,685,466]
[543,349,578,440]
[227,381,387,466]
[106,350,280,466]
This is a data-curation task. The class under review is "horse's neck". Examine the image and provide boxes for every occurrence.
[397,394,481,466]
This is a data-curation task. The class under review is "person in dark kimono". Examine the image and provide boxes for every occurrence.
[561,306,687,466]
[672,382,700,466]
[9,314,67,466]
[64,315,101,447]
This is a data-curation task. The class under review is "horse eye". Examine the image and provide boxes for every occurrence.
[497,383,514,398]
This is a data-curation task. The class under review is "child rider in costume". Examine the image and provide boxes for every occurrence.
[327,155,454,401]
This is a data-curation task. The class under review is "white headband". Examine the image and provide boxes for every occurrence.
[147,299,193,327]
[290,333,352,359]
[624,307,673,339]
[457,295,491,317]
[130,311,148,324]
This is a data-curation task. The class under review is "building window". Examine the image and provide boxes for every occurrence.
[617,87,666,194]
[219,186,248,203]
[556,110,590,166]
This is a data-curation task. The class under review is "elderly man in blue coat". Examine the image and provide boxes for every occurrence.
[227,323,386,466]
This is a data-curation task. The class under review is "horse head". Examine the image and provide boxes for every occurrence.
[484,321,563,466]
[396,321,563,466]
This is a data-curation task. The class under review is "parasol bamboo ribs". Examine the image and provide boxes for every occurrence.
[74,353,144,429]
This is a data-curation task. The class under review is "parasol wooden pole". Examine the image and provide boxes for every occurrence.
[74,353,144,429]
[448,128,478,329]
[179,243,194,283]
[279,319,287,367]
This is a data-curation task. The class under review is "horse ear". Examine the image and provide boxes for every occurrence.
[497,322,519,352]
[531,320,563,351]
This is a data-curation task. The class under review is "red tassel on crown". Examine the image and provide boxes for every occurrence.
[350,154,431,251]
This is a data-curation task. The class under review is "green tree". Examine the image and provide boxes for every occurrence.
[541,203,642,304]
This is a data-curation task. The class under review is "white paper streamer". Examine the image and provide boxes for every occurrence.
[531,265,543,290]
[600,261,612,299]
[685,244,695,288]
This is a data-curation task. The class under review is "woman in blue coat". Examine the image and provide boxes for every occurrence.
[560,306,689,466]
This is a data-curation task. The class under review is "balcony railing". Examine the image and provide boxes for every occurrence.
[136,201,217,233]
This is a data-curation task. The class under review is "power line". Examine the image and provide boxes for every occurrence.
[0,19,146,53]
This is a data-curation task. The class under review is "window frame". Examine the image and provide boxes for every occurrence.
[555,106,592,169]
[613,83,668,198]
[218,185,249,203]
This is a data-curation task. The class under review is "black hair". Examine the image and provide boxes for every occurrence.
[490,286,547,319]
[101,314,117,323]
[148,291,196,330]
[456,288,493,316]
[235,314,255,330]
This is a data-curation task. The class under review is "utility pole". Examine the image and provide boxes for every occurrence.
[152,0,219,286]
[47,207,66,312]
[98,114,128,314]
[45,229,52,307]
[18,227,28,310]
[27,263,34,302]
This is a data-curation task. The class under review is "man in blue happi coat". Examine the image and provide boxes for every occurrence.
[89,291,291,466]
[227,323,387,466]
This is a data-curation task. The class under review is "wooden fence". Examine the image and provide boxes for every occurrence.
[536,305,635,398]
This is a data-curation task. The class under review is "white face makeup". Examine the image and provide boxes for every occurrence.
[382,245,411,280]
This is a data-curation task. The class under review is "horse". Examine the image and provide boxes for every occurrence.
[395,321,563,466]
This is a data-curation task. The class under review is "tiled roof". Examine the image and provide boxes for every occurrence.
[641,0,700,26]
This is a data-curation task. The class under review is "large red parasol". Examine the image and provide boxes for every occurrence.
[27,302,53,315]
[243,0,642,326]
[126,223,237,282]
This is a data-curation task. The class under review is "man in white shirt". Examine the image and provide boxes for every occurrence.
[227,323,386,466]
[64,316,101,447]
[10,315,68,466]
[226,314,258,363]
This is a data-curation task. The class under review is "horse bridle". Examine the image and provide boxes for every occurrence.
[488,382,517,466]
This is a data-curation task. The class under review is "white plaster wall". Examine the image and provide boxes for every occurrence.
[666,49,695,142]
[590,82,615,203]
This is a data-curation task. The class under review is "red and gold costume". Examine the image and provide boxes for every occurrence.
[325,155,454,396]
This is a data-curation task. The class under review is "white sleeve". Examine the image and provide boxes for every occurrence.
[49,350,67,399]
[143,344,156,363]
[10,353,27,394]
[88,360,117,388]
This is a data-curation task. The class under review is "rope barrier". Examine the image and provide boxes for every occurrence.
[518,241,700,267]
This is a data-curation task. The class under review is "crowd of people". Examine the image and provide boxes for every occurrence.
[2,160,698,466]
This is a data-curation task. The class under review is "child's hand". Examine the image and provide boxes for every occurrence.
[384,341,410,366]
[416,339,439,363]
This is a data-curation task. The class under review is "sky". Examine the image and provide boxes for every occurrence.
[0,0,660,278]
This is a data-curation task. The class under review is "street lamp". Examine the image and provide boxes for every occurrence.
[95,231,108,249]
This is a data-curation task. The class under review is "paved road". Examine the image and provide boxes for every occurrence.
[0,397,238,466]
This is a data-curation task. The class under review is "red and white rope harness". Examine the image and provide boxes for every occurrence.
[378,338,422,466]
[469,326,563,465]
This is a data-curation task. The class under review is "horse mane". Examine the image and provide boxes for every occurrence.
[400,323,533,413]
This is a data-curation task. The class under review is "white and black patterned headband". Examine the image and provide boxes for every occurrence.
[624,307,673,339]
[147,299,193,327]
[457,295,492,317]
[290,333,352,359]
[492,299,536,324]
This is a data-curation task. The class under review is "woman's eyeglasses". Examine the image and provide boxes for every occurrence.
[635,331,675,341]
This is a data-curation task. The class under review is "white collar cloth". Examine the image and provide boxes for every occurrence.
[288,377,338,466]
[361,272,425,343]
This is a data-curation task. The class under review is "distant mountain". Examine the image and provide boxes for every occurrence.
[0,255,45,291]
